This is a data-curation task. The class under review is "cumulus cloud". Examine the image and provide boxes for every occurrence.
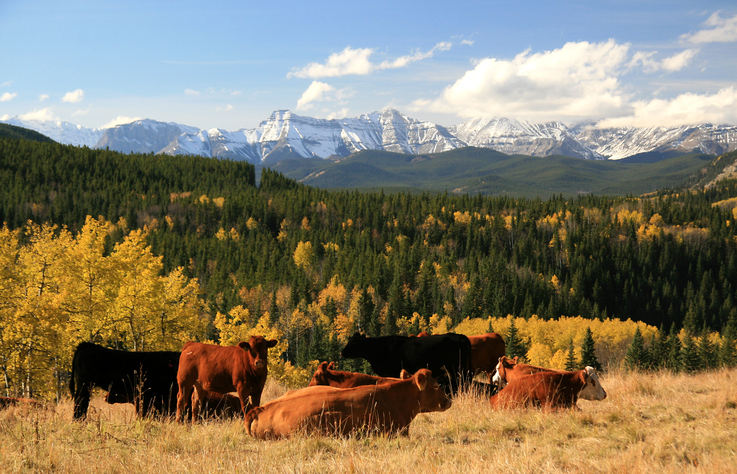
[103,116,140,128]
[38,94,49,102]
[629,49,698,72]
[1,92,17,102]
[289,42,452,79]
[597,86,737,128]
[681,12,737,44]
[216,104,234,111]
[327,108,350,120]
[419,40,631,123]
[184,89,200,96]
[296,81,353,111]
[61,89,84,103]
[18,108,58,122]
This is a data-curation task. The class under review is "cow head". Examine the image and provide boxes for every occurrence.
[577,366,607,401]
[239,336,278,370]
[308,361,332,386]
[105,380,134,405]
[413,369,452,412]
[340,332,367,359]
[491,355,518,388]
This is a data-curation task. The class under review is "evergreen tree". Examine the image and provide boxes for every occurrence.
[580,327,602,372]
[697,326,717,370]
[505,319,528,361]
[648,325,669,370]
[679,332,701,373]
[665,324,682,372]
[565,339,578,371]
[718,310,737,367]
[624,327,649,370]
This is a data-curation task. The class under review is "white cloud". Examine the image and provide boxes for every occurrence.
[216,104,234,111]
[72,108,91,117]
[327,108,350,120]
[597,86,737,128]
[681,12,737,44]
[185,89,200,96]
[461,39,475,46]
[1,92,17,102]
[61,89,84,103]
[103,116,140,128]
[296,81,336,110]
[0,81,11,87]
[0,114,8,120]
[18,108,58,122]
[38,94,49,102]
[629,48,698,73]
[419,40,630,123]
[288,42,452,79]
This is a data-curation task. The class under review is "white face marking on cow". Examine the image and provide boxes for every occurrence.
[578,367,607,401]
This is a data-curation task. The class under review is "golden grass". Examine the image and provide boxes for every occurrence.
[1,368,737,473]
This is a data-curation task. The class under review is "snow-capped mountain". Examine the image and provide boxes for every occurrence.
[449,117,604,160]
[3,109,737,163]
[2,117,104,147]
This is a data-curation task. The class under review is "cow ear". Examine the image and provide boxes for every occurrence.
[327,361,336,370]
[414,370,428,391]
[267,339,278,348]
[512,356,519,363]
[238,341,249,351]
[400,369,411,379]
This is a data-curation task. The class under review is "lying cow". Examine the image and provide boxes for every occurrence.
[492,356,607,401]
[70,342,180,420]
[191,390,242,420]
[490,367,605,410]
[176,336,278,422]
[0,396,44,409]
[340,332,472,394]
[245,368,451,439]
[308,361,405,388]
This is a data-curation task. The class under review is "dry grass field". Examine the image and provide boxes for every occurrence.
[1,368,736,473]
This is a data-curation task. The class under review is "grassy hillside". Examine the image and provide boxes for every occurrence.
[272,147,716,198]
[3,368,736,472]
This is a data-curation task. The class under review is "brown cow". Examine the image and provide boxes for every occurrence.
[308,361,405,388]
[493,356,607,401]
[489,367,603,410]
[176,336,278,422]
[245,368,451,439]
[191,390,243,420]
[0,396,44,409]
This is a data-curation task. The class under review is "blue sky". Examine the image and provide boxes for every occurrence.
[1,0,736,130]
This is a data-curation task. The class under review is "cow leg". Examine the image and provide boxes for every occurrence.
[72,382,91,420]
[176,382,193,422]
[235,384,252,417]
[191,382,204,422]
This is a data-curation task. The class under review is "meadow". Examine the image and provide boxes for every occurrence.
[1,368,736,473]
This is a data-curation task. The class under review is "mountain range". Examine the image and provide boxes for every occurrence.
[3,109,736,164]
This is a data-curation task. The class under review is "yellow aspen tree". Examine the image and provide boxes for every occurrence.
[149,267,207,351]
[0,226,21,395]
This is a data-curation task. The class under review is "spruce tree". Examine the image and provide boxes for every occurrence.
[580,327,602,372]
[565,339,578,371]
[624,327,649,370]
[697,325,717,370]
[505,319,528,361]
[718,310,737,367]
[679,332,701,373]
[666,324,682,372]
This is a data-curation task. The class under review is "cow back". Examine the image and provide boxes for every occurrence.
[490,369,588,409]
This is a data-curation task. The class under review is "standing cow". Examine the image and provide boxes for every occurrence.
[176,336,278,422]
[70,342,180,420]
[245,368,452,439]
[340,332,472,394]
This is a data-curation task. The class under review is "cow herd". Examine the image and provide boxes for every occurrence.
[5,331,607,439]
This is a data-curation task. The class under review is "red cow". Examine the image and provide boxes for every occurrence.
[493,356,606,401]
[489,367,604,410]
[308,361,405,388]
[176,336,278,422]
[468,333,506,376]
[245,368,451,439]
[191,390,243,420]
[0,396,44,409]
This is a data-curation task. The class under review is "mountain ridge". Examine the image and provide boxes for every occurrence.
[3,109,736,164]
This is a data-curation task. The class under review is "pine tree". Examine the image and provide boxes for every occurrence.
[718,309,737,367]
[679,332,701,373]
[505,319,528,361]
[624,327,649,371]
[665,324,682,372]
[580,327,602,372]
[697,326,717,370]
[565,339,578,371]
[648,325,669,370]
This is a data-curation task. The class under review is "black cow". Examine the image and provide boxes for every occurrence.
[340,332,472,394]
[70,342,179,420]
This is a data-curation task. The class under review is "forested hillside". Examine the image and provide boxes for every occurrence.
[1,138,736,398]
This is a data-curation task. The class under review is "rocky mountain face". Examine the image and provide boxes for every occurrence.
[3,109,737,163]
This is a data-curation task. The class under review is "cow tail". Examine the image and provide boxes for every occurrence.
[69,348,78,397]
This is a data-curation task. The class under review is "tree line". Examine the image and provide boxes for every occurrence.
[1,137,736,397]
